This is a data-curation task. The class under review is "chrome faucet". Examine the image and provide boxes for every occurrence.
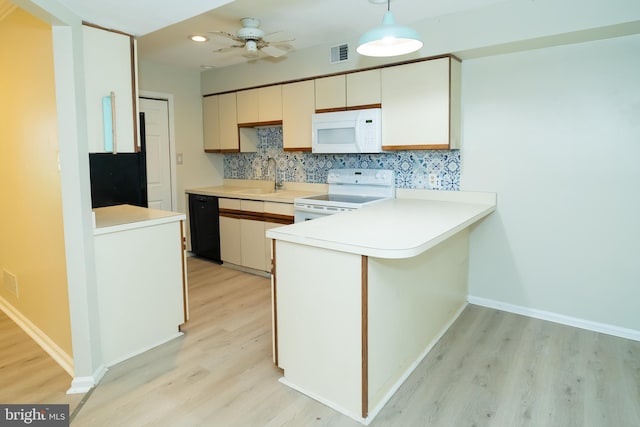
[266,157,283,191]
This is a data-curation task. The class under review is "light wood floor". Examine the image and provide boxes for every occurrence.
[4,257,639,426]
[0,310,84,411]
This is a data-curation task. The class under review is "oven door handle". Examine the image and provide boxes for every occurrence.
[294,204,326,214]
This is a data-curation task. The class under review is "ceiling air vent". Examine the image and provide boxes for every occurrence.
[329,44,349,64]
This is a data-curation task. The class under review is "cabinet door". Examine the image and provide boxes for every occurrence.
[258,85,283,122]
[238,199,265,270]
[219,198,242,265]
[315,75,346,111]
[237,86,282,124]
[347,69,381,107]
[381,57,458,150]
[218,92,239,151]
[236,88,259,124]
[240,219,267,271]
[219,216,241,265]
[203,95,220,151]
[282,80,315,151]
[83,25,137,153]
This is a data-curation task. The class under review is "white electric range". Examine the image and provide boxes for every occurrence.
[294,169,395,222]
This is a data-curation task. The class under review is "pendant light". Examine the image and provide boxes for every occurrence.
[357,0,423,57]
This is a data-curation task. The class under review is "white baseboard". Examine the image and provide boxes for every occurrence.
[468,295,640,342]
[366,301,468,423]
[67,376,94,395]
[104,331,184,368]
[221,262,270,278]
[0,295,74,375]
[278,302,468,426]
[278,377,367,425]
[67,365,108,394]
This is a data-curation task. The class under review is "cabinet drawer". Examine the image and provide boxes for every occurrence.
[240,200,264,212]
[265,202,294,216]
[219,198,241,210]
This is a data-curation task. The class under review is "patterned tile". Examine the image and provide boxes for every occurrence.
[223,127,460,190]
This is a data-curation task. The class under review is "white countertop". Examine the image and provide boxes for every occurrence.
[93,204,186,235]
[266,191,496,259]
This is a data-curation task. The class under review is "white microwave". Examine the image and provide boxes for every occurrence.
[311,108,382,154]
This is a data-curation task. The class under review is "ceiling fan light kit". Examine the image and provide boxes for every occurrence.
[357,0,423,57]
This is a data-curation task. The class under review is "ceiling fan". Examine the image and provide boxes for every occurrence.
[209,17,294,59]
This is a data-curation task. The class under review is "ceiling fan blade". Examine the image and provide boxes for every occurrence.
[208,31,243,44]
[263,31,295,44]
[260,45,288,58]
[213,45,244,53]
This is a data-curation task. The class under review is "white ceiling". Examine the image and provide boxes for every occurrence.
[55,0,508,70]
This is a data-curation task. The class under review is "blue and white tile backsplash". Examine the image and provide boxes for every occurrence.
[223,127,460,190]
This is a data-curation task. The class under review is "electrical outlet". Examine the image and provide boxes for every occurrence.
[428,174,440,189]
[176,153,183,165]
[3,269,18,297]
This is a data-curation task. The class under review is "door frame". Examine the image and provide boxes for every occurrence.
[139,91,177,212]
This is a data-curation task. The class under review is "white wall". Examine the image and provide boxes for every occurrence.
[138,60,223,213]
[200,0,640,94]
[461,34,640,336]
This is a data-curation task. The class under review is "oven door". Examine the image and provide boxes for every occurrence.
[294,209,329,223]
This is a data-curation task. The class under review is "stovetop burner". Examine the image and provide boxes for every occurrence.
[294,169,396,222]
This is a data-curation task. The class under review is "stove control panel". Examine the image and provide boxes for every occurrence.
[327,169,395,186]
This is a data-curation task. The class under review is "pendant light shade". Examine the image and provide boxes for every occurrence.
[357,5,423,57]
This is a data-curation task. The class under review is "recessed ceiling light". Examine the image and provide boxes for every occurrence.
[189,35,208,42]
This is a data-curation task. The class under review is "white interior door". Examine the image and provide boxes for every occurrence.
[139,97,173,210]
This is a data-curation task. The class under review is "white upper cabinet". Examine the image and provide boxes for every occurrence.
[236,89,259,124]
[237,85,283,124]
[315,70,381,111]
[203,93,240,152]
[204,55,460,153]
[218,92,239,151]
[315,75,346,111]
[346,69,381,108]
[257,85,283,122]
[282,80,315,151]
[202,95,220,152]
[83,25,137,153]
[381,57,461,150]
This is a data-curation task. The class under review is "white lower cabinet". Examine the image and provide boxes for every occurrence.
[219,215,242,265]
[94,217,186,367]
[219,198,294,272]
[240,218,268,271]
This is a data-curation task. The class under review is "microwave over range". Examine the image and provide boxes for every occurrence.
[311,108,382,154]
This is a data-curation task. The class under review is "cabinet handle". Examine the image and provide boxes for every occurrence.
[110,91,117,154]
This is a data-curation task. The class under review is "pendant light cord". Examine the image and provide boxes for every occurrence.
[387,0,390,12]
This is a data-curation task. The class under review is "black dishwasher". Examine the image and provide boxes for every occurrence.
[188,194,221,263]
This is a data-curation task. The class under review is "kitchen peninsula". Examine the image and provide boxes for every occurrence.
[267,190,496,424]
[93,204,187,367]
